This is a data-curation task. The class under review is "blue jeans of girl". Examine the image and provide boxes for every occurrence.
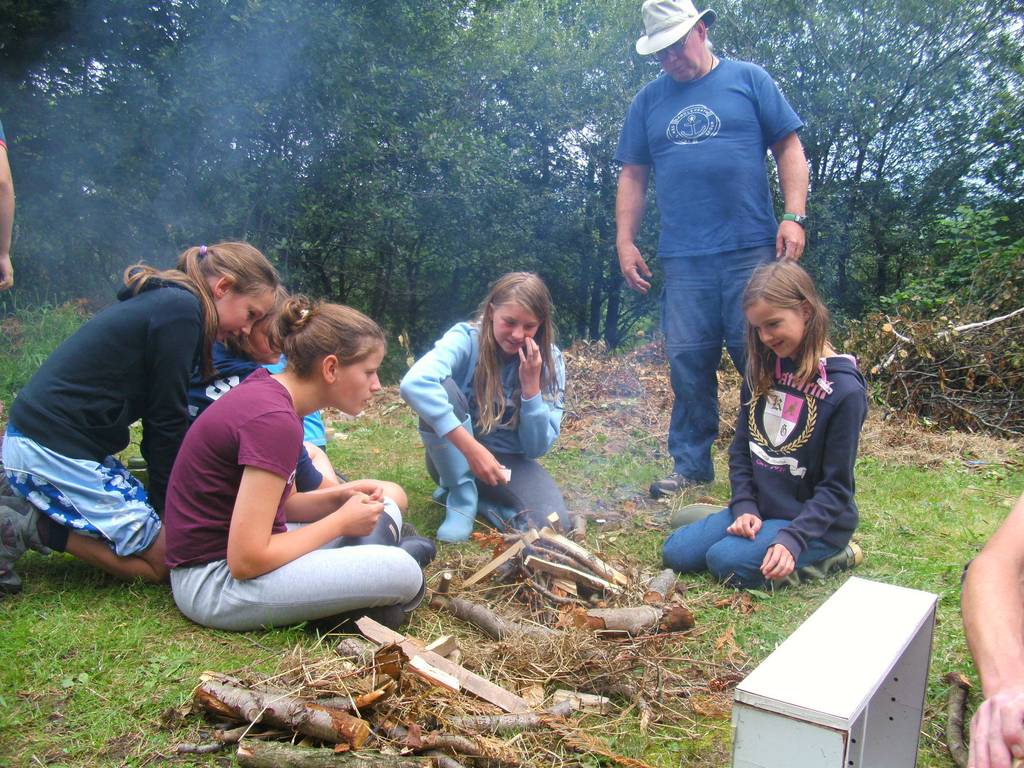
[662,507,843,589]
[660,246,774,482]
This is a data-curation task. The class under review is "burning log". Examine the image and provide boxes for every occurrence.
[235,741,428,767]
[194,673,371,747]
[643,569,678,604]
[572,605,695,636]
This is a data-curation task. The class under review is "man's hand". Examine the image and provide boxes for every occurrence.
[970,688,1024,768]
[0,253,11,290]
[761,543,795,581]
[776,220,805,261]
[727,513,762,540]
[618,242,653,294]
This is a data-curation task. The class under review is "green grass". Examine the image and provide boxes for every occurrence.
[0,303,87,410]
[1,307,1021,766]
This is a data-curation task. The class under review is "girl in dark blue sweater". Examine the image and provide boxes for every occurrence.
[1,243,280,593]
[663,261,867,589]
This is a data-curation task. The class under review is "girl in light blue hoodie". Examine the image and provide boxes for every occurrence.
[400,272,568,542]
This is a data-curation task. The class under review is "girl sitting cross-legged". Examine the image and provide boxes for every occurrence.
[662,261,867,589]
[164,297,431,631]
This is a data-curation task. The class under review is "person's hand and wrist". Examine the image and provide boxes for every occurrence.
[339,479,384,501]
[776,216,806,262]
[332,492,384,537]
[727,513,762,539]
[761,543,796,580]
[464,440,507,486]
[617,240,652,294]
[0,253,13,291]
[518,337,542,399]
[970,682,1024,768]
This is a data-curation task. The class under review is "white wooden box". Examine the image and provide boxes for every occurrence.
[731,577,938,768]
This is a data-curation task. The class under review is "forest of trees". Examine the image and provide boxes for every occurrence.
[0,0,1021,352]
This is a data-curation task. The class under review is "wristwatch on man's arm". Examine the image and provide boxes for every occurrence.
[782,213,807,227]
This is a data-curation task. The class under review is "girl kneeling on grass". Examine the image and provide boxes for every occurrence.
[662,261,867,589]
[0,243,280,593]
[164,298,427,631]
[400,272,569,542]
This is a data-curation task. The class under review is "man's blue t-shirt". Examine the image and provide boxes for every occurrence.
[615,58,802,258]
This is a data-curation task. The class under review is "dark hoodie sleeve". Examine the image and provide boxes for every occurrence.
[140,292,203,513]
[728,382,761,520]
[772,387,868,559]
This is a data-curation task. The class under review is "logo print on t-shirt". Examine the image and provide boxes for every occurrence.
[763,389,804,447]
[667,104,721,145]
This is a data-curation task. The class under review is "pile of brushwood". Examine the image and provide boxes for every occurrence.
[844,304,1024,438]
[174,520,739,768]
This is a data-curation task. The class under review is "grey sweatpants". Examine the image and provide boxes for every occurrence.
[169,500,423,631]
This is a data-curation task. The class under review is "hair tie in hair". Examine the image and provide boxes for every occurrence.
[299,308,310,321]
[198,245,208,258]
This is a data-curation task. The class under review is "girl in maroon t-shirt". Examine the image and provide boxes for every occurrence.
[163,298,429,631]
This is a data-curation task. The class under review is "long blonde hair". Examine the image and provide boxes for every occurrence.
[743,261,830,399]
[277,296,386,377]
[124,242,280,377]
[474,272,557,435]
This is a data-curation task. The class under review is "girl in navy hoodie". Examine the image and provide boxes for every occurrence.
[663,261,867,589]
[1,243,280,592]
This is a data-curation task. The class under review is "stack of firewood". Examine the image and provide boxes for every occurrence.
[458,519,694,637]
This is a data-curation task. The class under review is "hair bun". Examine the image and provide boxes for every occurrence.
[281,295,316,334]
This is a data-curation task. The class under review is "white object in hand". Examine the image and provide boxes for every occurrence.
[499,467,512,483]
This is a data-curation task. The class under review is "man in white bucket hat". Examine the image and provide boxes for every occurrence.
[615,0,809,499]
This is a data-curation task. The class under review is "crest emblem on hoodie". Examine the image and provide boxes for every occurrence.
[750,387,817,455]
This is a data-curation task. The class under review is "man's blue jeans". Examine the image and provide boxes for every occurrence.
[660,246,774,482]
[662,507,843,589]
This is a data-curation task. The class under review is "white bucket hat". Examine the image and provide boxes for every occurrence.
[635,0,717,56]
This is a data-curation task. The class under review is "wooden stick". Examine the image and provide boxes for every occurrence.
[551,689,611,714]
[537,528,629,587]
[236,741,429,767]
[194,674,371,747]
[573,605,694,635]
[431,594,560,643]
[445,699,575,733]
[571,513,588,542]
[943,671,970,768]
[356,617,531,713]
[460,530,539,588]
[643,569,678,604]
[523,555,620,594]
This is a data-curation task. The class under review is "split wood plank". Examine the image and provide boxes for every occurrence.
[424,634,458,658]
[460,529,541,588]
[537,528,629,587]
[523,555,621,594]
[356,617,531,713]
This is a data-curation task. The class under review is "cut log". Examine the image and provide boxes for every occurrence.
[550,689,611,714]
[643,569,678,604]
[355,618,531,713]
[571,513,587,542]
[335,637,376,667]
[408,656,461,692]
[194,674,370,747]
[572,605,694,635]
[236,741,428,768]
[431,594,560,643]
[460,529,540,588]
[537,528,629,587]
[446,699,575,733]
[523,555,620,594]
